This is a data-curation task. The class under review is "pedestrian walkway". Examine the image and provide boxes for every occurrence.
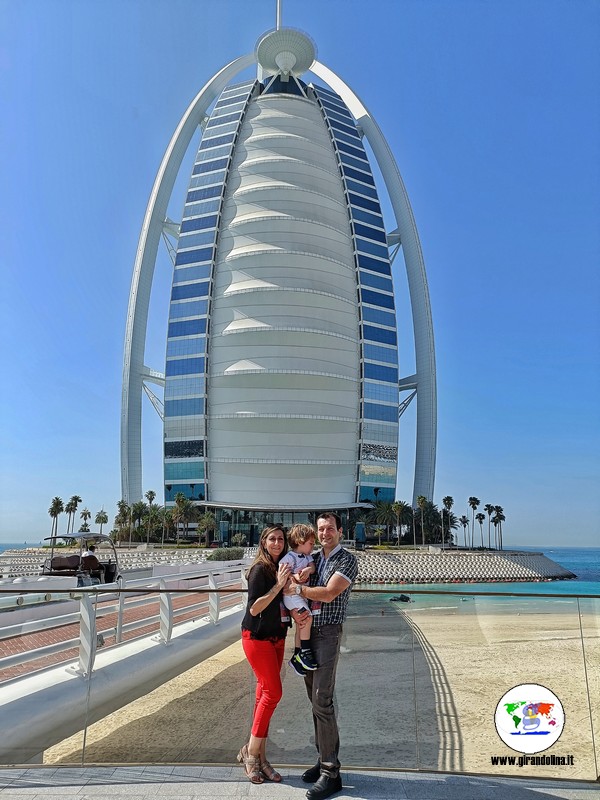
[0,765,598,800]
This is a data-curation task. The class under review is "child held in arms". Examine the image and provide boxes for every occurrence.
[280,523,318,675]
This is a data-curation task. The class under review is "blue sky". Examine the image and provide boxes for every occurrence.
[1,0,598,547]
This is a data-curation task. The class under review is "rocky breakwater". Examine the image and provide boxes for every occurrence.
[355,550,576,584]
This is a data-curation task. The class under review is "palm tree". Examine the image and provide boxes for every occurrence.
[444,510,459,546]
[475,512,486,548]
[416,495,427,546]
[411,500,443,546]
[494,506,505,550]
[411,506,418,550]
[48,496,64,538]
[95,509,108,535]
[160,507,175,545]
[468,497,480,549]
[144,490,156,545]
[172,493,198,543]
[64,499,76,535]
[66,495,82,535]
[131,501,148,542]
[442,496,454,549]
[172,493,186,544]
[79,507,91,532]
[146,503,161,544]
[371,501,396,544]
[391,500,412,545]
[196,511,217,546]
[114,500,130,545]
[458,515,469,549]
[491,516,499,551]
[484,503,495,549]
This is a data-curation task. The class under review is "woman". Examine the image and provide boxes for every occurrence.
[237,525,292,784]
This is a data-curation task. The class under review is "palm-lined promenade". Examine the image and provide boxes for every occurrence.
[28,491,574,587]
[45,492,508,551]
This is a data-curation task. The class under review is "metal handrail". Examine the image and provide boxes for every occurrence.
[1,586,598,598]
[0,569,247,679]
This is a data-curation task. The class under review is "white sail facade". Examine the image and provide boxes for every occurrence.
[122,27,436,521]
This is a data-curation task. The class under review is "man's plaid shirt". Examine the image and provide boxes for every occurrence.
[310,545,358,626]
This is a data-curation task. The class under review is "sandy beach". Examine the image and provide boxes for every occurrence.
[45,594,600,781]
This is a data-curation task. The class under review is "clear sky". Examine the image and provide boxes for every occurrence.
[1,0,598,547]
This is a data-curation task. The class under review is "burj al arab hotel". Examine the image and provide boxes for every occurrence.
[121,18,436,525]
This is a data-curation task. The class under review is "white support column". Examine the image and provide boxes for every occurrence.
[78,592,97,676]
[208,574,220,624]
[157,580,173,643]
[121,53,255,503]
[311,61,437,503]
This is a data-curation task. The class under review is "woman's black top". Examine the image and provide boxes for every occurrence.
[241,562,289,641]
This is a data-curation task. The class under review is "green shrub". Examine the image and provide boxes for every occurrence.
[206,547,245,561]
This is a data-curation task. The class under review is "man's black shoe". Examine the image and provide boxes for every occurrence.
[301,761,321,783]
[306,773,343,800]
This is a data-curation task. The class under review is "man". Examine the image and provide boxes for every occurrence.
[286,512,358,800]
[81,543,104,581]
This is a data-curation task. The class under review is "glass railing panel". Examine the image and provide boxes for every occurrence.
[2,580,598,781]
[40,584,219,765]
[266,590,419,770]
[0,586,96,767]
[403,590,598,780]
[577,597,600,780]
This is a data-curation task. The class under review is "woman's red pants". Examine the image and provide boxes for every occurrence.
[241,629,285,738]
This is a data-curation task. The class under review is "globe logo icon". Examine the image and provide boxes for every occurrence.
[494,683,565,754]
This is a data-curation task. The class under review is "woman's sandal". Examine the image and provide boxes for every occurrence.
[260,759,282,782]
[236,744,264,784]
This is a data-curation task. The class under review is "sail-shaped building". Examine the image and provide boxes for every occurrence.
[121,25,436,527]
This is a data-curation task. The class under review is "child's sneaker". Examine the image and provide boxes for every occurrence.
[297,648,318,671]
[289,654,307,676]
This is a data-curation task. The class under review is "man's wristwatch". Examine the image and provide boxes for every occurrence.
[295,584,303,595]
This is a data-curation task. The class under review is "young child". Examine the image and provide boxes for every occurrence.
[280,523,318,675]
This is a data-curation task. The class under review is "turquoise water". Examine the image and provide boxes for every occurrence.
[350,546,600,616]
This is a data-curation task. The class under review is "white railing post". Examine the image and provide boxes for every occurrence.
[158,579,173,643]
[209,574,220,624]
[116,576,125,643]
[78,592,97,676]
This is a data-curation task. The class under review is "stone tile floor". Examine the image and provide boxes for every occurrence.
[0,766,598,800]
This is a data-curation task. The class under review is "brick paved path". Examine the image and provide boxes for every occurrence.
[0,587,242,682]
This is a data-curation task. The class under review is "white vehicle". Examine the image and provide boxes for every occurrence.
[41,533,121,586]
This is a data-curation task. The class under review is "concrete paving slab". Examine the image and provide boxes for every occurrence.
[0,766,598,800]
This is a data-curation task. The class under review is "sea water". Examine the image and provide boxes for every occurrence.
[350,546,600,617]
[0,542,43,554]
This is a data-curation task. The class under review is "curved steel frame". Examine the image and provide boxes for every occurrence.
[121,53,436,506]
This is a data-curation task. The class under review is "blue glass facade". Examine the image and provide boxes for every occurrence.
[163,80,257,503]
[313,84,399,504]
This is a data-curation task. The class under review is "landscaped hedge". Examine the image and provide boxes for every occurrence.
[206,547,245,561]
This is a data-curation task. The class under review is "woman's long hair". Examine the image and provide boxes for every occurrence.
[247,525,288,580]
